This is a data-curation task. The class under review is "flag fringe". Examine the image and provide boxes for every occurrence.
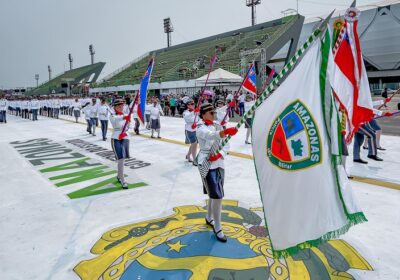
[272,212,367,258]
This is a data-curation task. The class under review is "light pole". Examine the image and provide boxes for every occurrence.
[68,53,73,70]
[35,74,39,87]
[48,65,52,80]
[163,18,174,48]
[246,0,261,26]
[89,45,95,64]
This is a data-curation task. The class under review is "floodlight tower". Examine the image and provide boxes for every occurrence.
[89,44,95,64]
[48,65,52,80]
[35,74,39,87]
[246,0,261,26]
[163,18,174,48]
[68,53,73,70]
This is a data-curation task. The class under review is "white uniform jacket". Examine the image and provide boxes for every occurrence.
[196,120,229,170]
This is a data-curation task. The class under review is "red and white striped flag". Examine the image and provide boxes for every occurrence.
[329,8,373,142]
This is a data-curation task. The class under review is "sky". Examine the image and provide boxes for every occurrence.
[0,0,382,89]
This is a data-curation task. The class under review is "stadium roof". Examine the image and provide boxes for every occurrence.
[28,62,106,95]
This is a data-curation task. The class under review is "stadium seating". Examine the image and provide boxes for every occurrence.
[100,15,298,87]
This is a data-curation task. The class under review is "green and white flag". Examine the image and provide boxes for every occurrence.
[252,30,367,258]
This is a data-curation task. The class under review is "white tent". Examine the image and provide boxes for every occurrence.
[195,68,242,84]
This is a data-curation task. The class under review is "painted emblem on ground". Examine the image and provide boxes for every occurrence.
[267,99,322,171]
[74,200,372,279]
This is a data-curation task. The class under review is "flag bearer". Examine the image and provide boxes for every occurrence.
[196,103,238,242]
[110,99,131,189]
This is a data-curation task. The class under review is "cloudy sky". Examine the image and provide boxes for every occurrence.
[0,0,380,88]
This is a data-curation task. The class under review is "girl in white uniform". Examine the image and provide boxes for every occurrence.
[109,99,131,189]
[183,99,198,164]
[196,103,238,242]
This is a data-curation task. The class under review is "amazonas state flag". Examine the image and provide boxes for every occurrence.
[252,30,366,257]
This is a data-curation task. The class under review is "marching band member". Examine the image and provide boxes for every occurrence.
[196,103,238,242]
[183,99,198,164]
[110,99,131,189]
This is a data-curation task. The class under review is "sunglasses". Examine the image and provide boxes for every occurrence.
[208,111,215,115]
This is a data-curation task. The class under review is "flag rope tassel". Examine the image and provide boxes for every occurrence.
[212,26,325,156]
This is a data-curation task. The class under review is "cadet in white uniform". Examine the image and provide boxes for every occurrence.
[53,98,61,119]
[183,99,198,164]
[88,98,99,136]
[149,96,164,138]
[72,99,81,123]
[0,96,8,123]
[82,101,92,134]
[98,98,110,141]
[144,101,151,129]
[215,100,229,127]
[196,103,238,242]
[30,97,40,121]
[109,99,131,189]
[244,94,255,144]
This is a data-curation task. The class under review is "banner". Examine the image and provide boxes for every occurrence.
[251,30,366,257]
[137,58,155,124]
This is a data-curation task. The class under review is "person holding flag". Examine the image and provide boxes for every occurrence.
[110,99,131,189]
[196,103,238,243]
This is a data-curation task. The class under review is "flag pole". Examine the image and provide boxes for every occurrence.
[220,63,253,125]
[193,51,218,125]
[377,88,399,110]
[212,11,334,156]
[118,57,154,140]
